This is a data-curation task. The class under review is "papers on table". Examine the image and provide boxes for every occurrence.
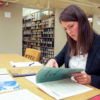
[0,75,21,92]
[0,75,13,82]
[0,89,43,100]
[0,68,8,75]
[10,61,43,67]
[25,76,93,100]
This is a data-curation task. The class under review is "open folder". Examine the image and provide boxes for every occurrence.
[36,67,84,83]
[26,67,93,100]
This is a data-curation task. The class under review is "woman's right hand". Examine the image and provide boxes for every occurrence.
[45,59,58,68]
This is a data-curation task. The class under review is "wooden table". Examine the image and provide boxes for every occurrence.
[0,54,100,100]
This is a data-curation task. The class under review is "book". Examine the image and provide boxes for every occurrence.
[25,67,93,100]
[0,81,21,92]
[0,75,21,92]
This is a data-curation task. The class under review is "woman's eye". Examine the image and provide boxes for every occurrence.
[64,28,67,31]
[69,25,73,28]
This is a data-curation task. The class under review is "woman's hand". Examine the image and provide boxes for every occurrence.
[72,72,91,85]
[45,59,58,68]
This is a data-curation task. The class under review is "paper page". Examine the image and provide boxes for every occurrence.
[0,68,8,75]
[36,67,84,83]
[10,61,43,67]
[25,76,93,100]
[0,89,43,100]
[0,75,13,82]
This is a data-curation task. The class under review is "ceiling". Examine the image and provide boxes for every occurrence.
[1,0,100,15]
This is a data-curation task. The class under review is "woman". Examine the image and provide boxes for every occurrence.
[45,5,100,89]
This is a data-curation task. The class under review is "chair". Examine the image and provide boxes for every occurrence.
[24,48,41,61]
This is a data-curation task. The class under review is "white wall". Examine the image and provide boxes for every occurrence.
[0,4,22,55]
[23,8,39,16]
[54,9,67,56]
[93,15,100,34]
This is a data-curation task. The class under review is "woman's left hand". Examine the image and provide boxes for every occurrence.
[72,72,91,85]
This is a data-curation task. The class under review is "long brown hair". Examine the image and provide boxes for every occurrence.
[59,5,94,56]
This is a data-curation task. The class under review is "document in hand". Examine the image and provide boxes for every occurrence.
[36,67,84,83]
[26,67,93,100]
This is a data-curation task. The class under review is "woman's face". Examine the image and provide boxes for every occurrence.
[61,21,79,41]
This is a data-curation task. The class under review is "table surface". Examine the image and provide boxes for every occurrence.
[0,54,100,100]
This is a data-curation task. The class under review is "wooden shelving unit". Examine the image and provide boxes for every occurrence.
[22,12,55,64]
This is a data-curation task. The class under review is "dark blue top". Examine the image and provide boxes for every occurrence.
[55,34,100,89]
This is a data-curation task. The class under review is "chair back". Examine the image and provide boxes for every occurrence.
[24,48,41,61]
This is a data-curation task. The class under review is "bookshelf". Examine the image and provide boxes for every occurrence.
[22,12,55,64]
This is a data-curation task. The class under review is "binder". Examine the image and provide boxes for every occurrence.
[9,66,42,77]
